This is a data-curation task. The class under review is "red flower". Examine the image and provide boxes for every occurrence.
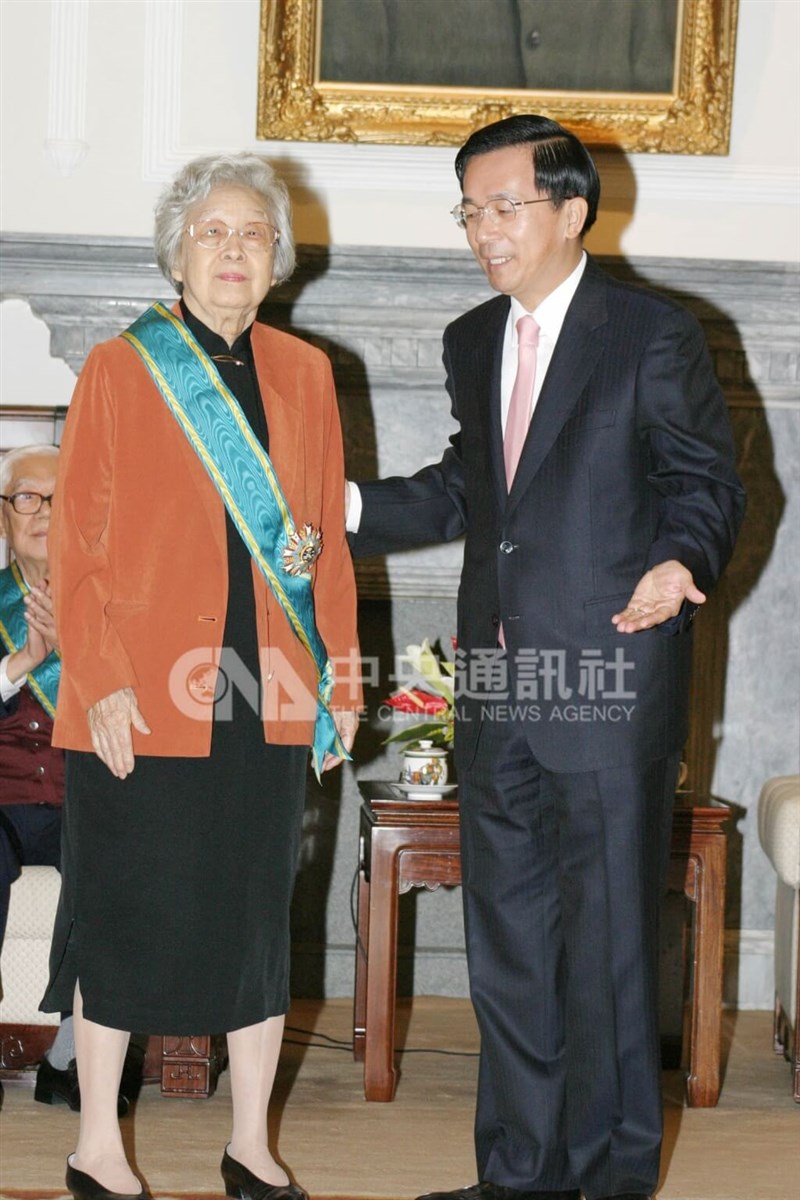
[384,687,449,715]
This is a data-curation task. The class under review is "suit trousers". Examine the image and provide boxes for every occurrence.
[457,706,679,1198]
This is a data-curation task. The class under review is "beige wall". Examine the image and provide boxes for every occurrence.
[1,0,798,262]
[1,0,798,404]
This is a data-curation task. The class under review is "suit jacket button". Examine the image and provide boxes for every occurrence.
[491,614,500,627]
[28,720,40,731]
[499,540,515,554]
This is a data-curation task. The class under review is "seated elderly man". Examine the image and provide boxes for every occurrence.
[0,444,139,1114]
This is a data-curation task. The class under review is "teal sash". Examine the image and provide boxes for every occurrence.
[121,302,347,777]
[0,562,61,718]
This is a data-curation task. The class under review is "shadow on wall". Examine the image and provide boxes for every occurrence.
[266,142,787,1007]
[598,258,786,1008]
[261,216,386,998]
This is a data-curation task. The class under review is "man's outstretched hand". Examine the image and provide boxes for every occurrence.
[612,560,706,634]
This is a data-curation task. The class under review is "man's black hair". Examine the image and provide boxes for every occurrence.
[455,114,600,235]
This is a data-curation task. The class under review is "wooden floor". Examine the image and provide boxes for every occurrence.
[0,1000,797,1199]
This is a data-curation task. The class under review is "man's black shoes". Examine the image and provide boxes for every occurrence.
[34,1057,81,1111]
[414,1185,581,1200]
[35,1048,143,1116]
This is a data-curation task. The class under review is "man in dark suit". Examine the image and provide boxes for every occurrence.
[347,115,745,1200]
[321,0,678,93]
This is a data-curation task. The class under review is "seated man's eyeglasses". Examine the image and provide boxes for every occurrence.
[451,197,553,229]
[186,221,280,249]
[0,492,55,515]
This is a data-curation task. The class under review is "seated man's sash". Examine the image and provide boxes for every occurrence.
[121,302,347,777]
[0,561,61,718]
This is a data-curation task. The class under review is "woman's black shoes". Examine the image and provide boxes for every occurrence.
[65,1159,149,1200]
[63,1147,301,1200]
[220,1148,308,1200]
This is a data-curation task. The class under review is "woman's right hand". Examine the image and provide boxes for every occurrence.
[87,687,151,779]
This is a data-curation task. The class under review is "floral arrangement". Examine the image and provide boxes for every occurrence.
[383,638,455,748]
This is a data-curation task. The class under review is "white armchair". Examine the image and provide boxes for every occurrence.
[0,864,61,1074]
[757,774,800,1102]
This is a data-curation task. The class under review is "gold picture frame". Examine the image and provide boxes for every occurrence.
[257,0,738,154]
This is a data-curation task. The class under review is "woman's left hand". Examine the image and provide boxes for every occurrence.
[322,709,360,772]
[88,687,151,780]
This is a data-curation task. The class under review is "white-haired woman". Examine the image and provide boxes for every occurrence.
[42,154,362,1200]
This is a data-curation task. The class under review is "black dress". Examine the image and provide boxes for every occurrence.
[43,309,309,1035]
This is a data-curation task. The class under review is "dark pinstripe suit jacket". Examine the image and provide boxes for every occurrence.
[355,256,745,773]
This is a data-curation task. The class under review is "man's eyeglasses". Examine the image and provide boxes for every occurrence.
[186,221,280,250]
[451,197,553,230]
[0,492,55,515]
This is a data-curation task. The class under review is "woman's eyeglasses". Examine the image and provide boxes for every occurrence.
[185,221,280,250]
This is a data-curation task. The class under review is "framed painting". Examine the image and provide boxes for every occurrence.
[257,0,738,154]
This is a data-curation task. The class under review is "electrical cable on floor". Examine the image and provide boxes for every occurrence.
[285,1024,352,1046]
[284,1025,478,1058]
[339,853,477,1059]
[282,1038,353,1052]
[395,1046,478,1057]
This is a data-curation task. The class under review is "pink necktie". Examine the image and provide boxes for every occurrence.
[504,315,540,487]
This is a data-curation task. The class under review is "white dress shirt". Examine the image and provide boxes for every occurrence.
[346,252,587,533]
[0,655,22,704]
[0,564,32,704]
[500,251,587,434]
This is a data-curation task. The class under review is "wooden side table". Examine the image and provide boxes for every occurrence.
[353,784,461,1103]
[353,781,729,1107]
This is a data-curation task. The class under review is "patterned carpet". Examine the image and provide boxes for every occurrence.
[0,1194,391,1200]
[0,1194,226,1199]
[1,1003,796,1200]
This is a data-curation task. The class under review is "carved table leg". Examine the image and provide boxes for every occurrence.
[161,1034,219,1098]
[363,831,400,1101]
[685,836,726,1107]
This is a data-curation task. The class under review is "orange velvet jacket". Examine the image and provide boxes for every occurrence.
[50,313,362,756]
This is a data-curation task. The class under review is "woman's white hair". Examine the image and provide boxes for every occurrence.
[153,153,296,291]
[0,444,59,497]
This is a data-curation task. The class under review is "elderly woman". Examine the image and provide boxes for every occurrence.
[1,446,142,1117]
[41,154,362,1200]
[1,448,61,925]
[0,448,73,1088]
